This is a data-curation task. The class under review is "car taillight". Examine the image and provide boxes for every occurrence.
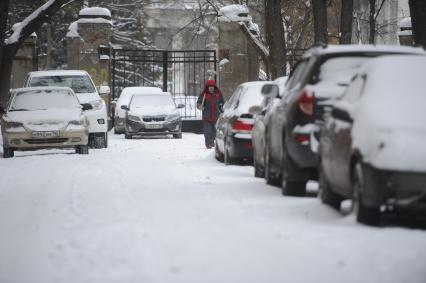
[232,119,253,132]
[298,89,315,116]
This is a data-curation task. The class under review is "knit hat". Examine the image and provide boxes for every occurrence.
[206,79,216,86]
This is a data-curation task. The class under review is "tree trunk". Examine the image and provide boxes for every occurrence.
[409,0,426,48]
[340,0,354,44]
[312,0,328,44]
[265,0,287,79]
[0,0,10,78]
[369,0,376,44]
[0,44,19,107]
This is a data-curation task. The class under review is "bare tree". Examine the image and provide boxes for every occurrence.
[265,0,287,78]
[409,0,426,48]
[312,0,327,44]
[0,0,9,71]
[0,0,80,107]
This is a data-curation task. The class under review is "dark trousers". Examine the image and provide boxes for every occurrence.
[203,121,216,147]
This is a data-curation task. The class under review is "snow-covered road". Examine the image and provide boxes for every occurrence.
[0,133,425,283]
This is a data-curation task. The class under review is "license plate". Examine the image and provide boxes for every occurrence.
[31,131,60,138]
[145,124,163,129]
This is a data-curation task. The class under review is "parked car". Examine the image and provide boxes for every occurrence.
[215,81,267,164]
[252,76,287,177]
[121,91,184,139]
[0,87,90,158]
[265,45,426,196]
[24,70,108,148]
[318,55,426,226]
[114,87,163,134]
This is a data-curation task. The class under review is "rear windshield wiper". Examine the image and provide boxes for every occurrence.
[9,108,29,111]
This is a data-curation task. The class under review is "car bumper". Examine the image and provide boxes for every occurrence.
[2,128,89,150]
[85,108,108,133]
[126,119,182,136]
[228,135,253,159]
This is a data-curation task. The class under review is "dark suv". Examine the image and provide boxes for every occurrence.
[264,45,426,196]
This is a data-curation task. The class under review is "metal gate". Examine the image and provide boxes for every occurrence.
[112,49,217,120]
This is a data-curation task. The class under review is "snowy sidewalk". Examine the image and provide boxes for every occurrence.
[0,133,425,283]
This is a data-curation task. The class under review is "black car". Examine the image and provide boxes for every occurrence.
[215,81,267,164]
[319,55,426,226]
[265,45,426,196]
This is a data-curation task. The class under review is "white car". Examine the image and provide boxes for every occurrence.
[0,87,89,158]
[24,70,108,148]
[121,92,184,139]
[114,86,162,134]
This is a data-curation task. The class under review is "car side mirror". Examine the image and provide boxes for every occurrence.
[99,85,110,96]
[331,107,353,123]
[121,105,129,111]
[261,84,280,99]
[81,103,93,111]
[248,105,262,116]
[177,104,185,109]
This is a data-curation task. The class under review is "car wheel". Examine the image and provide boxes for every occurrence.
[173,133,182,139]
[282,180,306,196]
[224,138,234,165]
[94,133,107,149]
[215,141,224,162]
[352,162,381,226]
[77,145,89,155]
[319,165,343,209]
[114,127,122,135]
[265,143,281,186]
[253,157,264,178]
[3,147,14,158]
[125,133,132,139]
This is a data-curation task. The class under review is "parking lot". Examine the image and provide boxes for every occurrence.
[0,133,425,283]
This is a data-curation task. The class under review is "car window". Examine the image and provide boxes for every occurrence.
[317,56,370,84]
[226,87,242,110]
[9,89,80,111]
[341,75,366,103]
[286,60,309,91]
[29,75,96,94]
[129,95,174,109]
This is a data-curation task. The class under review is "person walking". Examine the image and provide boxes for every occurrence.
[197,79,224,149]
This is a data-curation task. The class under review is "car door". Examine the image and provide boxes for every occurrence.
[327,75,366,195]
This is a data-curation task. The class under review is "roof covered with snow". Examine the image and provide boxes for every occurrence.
[79,7,111,18]
[218,4,250,23]
[28,70,90,77]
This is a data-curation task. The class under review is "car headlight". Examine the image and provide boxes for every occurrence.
[128,114,141,122]
[3,120,24,129]
[69,117,86,126]
[91,100,103,111]
[166,112,180,121]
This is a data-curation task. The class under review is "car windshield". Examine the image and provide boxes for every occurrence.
[9,89,80,111]
[130,95,174,109]
[318,56,370,83]
[29,75,96,94]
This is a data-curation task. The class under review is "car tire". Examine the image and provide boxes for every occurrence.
[125,133,132,139]
[224,138,234,165]
[319,165,343,209]
[76,145,89,155]
[94,133,107,149]
[114,128,122,135]
[3,147,14,158]
[352,162,381,226]
[265,143,281,186]
[215,141,224,162]
[254,158,264,178]
[282,180,306,196]
[173,133,182,139]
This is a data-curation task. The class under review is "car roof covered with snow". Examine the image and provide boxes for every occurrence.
[28,70,91,77]
[12,86,75,93]
[120,87,163,96]
[303,44,426,59]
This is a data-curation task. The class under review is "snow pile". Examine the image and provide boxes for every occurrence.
[79,7,111,18]
[66,21,79,38]
[218,5,250,23]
